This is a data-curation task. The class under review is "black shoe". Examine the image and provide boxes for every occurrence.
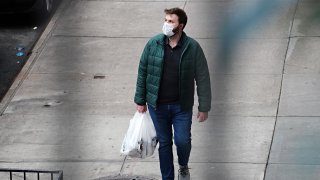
[178,165,190,180]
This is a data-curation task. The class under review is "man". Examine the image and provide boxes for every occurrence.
[134,7,211,180]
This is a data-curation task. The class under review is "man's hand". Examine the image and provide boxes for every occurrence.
[136,104,147,113]
[197,112,208,122]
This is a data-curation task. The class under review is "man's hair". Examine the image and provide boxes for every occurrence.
[164,8,188,29]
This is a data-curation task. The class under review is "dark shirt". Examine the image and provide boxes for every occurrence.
[157,35,184,104]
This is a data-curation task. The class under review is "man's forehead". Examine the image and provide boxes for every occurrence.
[165,14,179,21]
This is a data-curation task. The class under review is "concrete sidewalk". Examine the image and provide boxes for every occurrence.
[1,0,320,179]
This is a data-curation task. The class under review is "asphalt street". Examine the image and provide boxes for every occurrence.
[0,1,60,101]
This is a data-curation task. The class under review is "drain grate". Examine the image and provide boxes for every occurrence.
[95,175,158,180]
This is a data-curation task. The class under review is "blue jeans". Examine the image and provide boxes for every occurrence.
[148,103,192,180]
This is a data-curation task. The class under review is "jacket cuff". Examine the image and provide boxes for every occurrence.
[198,105,211,112]
[136,103,146,106]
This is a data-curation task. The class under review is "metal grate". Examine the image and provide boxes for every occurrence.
[0,168,63,180]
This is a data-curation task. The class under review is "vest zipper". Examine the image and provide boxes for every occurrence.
[155,41,165,110]
[179,40,189,105]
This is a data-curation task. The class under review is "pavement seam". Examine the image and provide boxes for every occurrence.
[179,161,267,165]
[119,156,127,176]
[267,162,320,166]
[262,0,301,179]
[51,34,292,40]
[51,34,222,40]
[290,35,320,38]
[0,159,126,163]
[277,115,320,118]
[183,1,187,9]
[28,71,285,76]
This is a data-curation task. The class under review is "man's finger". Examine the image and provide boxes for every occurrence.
[199,118,206,122]
[198,115,208,122]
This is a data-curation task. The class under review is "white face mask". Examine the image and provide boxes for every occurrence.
[162,22,175,37]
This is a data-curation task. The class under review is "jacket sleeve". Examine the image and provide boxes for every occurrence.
[134,42,149,105]
[195,44,212,112]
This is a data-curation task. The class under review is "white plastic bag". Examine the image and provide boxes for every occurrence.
[120,111,158,158]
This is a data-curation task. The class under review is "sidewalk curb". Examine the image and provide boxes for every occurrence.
[0,0,72,115]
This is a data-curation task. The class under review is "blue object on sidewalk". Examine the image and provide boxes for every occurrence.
[16,52,25,57]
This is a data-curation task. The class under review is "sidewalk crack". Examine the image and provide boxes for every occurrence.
[119,155,127,176]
